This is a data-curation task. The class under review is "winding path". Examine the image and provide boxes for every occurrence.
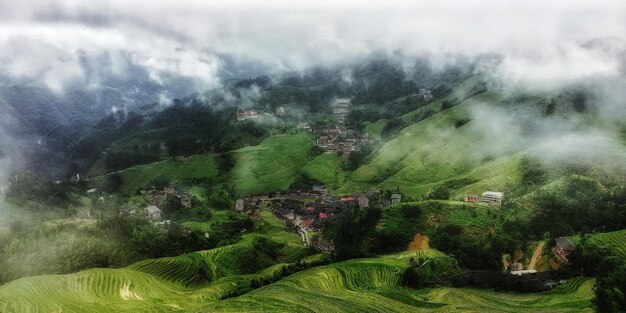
[529,241,545,270]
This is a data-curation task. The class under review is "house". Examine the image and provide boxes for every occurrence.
[418,88,433,100]
[155,220,169,226]
[510,269,538,276]
[509,262,524,272]
[391,193,402,203]
[357,196,370,208]
[481,191,504,205]
[301,218,314,228]
[316,238,335,252]
[297,122,311,131]
[70,173,80,183]
[464,194,481,203]
[276,106,285,116]
[236,109,259,121]
[555,237,576,262]
[340,196,356,203]
[312,185,326,192]
[144,206,162,220]
[235,199,244,211]
[118,207,135,216]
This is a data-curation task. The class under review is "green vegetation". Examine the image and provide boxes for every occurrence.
[0,236,321,313]
[588,230,626,258]
[0,241,594,313]
[99,154,220,194]
[229,133,315,195]
[302,154,349,190]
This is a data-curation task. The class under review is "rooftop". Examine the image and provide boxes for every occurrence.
[483,191,503,198]
[145,205,161,214]
[556,237,576,250]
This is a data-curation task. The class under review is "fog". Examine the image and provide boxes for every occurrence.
[0,0,624,92]
[0,0,624,185]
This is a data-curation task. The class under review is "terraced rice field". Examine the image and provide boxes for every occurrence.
[99,153,220,194]
[342,90,522,198]
[302,154,349,190]
[0,237,319,313]
[229,133,315,195]
[201,258,593,313]
[0,242,594,313]
[588,229,626,257]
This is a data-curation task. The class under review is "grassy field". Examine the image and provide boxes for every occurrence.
[302,154,349,190]
[364,119,387,140]
[340,90,522,199]
[229,133,315,195]
[394,200,501,237]
[588,229,626,258]
[99,153,220,194]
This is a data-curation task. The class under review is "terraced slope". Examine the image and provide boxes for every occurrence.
[0,242,593,313]
[96,153,219,194]
[302,154,348,190]
[229,133,315,195]
[588,229,626,258]
[201,259,593,313]
[0,237,320,313]
[341,91,522,198]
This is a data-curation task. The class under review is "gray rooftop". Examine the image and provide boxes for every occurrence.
[555,237,575,250]
[145,205,161,214]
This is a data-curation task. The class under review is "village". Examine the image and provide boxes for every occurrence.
[110,90,574,292]
[236,98,376,155]
[234,186,402,252]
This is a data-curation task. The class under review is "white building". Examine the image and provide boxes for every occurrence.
[236,110,259,121]
[481,191,504,205]
[235,199,244,211]
[145,205,162,220]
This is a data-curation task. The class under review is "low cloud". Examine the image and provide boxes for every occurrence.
[0,0,624,93]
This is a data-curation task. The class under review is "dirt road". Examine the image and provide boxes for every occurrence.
[529,241,545,270]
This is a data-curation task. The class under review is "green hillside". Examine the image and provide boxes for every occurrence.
[229,132,316,195]
[104,153,220,194]
[302,154,349,190]
[0,236,321,312]
[0,243,594,313]
[341,91,519,198]
[588,229,626,258]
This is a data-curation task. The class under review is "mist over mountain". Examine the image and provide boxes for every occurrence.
[0,2,625,312]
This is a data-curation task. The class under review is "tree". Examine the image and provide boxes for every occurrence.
[519,156,546,186]
[324,207,382,260]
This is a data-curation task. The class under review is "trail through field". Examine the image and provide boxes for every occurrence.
[529,241,545,270]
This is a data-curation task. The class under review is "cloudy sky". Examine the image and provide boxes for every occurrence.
[0,0,625,93]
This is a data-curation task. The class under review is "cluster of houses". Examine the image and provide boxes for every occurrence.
[297,122,312,131]
[276,106,285,116]
[316,126,374,155]
[117,186,193,226]
[141,186,192,210]
[119,205,163,221]
[418,88,434,100]
[234,186,404,251]
[236,109,260,121]
[463,191,504,206]
[332,99,351,124]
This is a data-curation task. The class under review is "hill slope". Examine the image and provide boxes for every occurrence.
[0,245,594,313]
